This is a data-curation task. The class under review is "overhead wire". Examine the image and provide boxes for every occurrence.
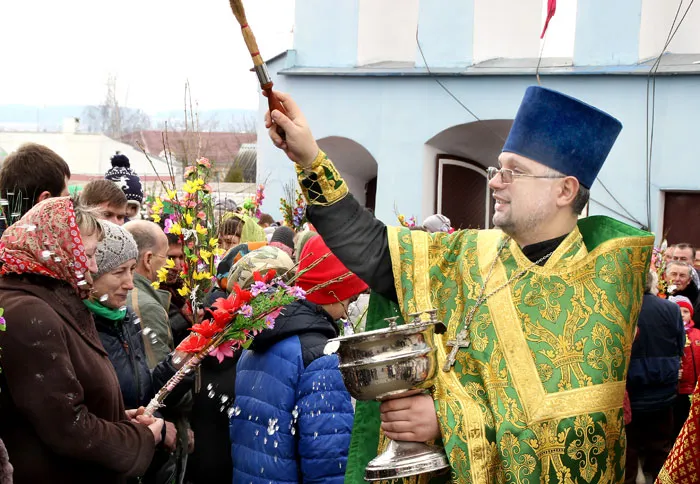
[645,0,695,229]
[415,28,506,144]
[415,11,694,230]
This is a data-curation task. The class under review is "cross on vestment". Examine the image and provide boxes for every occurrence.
[443,335,471,372]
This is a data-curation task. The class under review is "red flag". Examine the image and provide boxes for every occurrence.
[540,0,556,39]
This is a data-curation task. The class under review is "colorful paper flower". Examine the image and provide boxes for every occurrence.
[209,343,235,363]
[176,333,209,353]
[253,269,277,285]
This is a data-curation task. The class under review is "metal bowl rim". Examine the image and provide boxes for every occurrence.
[328,321,438,345]
[338,347,434,370]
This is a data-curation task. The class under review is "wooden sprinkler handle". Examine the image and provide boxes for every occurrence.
[263,85,287,140]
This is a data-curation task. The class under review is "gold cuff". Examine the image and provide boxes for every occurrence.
[296,150,349,206]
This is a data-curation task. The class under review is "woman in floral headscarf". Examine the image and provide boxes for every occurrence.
[0,197,163,484]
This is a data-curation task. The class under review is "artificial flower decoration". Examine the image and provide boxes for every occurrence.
[148,156,222,318]
[280,189,308,232]
[177,333,209,353]
[397,214,416,229]
[142,270,306,416]
[241,184,266,220]
[189,319,222,338]
[254,269,277,285]
[175,270,301,357]
[209,342,235,363]
[652,242,672,298]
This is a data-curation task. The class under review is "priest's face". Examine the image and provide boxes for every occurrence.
[489,152,560,242]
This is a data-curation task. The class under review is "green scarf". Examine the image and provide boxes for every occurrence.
[83,299,127,321]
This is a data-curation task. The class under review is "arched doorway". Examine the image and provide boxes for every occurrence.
[316,136,378,212]
[426,120,513,230]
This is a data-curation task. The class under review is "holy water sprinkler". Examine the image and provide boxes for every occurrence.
[228,0,287,139]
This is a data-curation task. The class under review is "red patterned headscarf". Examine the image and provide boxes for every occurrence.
[0,197,92,291]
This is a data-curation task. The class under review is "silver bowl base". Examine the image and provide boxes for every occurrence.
[364,440,450,481]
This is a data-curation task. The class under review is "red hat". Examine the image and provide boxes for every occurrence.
[671,295,694,318]
[296,236,368,305]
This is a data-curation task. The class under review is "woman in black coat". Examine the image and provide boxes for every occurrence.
[86,220,192,483]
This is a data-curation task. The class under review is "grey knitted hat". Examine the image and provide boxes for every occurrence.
[95,220,139,279]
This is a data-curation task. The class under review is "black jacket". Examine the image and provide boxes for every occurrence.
[627,293,685,411]
[674,280,700,317]
[185,288,238,484]
[94,308,191,484]
[95,310,155,409]
[307,194,568,302]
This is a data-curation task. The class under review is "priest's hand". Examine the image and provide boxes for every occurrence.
[264,91,320,169]
[379,394,441,442]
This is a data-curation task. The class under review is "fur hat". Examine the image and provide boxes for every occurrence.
[105,152,144,204]
[94,220,139,279]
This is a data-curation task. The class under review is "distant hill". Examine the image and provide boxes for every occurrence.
[0,105,257,132]
[0,105,86,131]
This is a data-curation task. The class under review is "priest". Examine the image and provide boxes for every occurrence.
[265,86,654,483]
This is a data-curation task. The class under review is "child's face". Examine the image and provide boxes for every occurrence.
[681,307,692,324]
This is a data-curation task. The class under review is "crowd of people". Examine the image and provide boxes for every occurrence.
[0,145,377,483]
[626,243,700,483]
[0,84,697,484]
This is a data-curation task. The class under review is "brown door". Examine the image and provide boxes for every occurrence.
[663,191,700,246]
[365,176,377,212]
[437,156,491,230]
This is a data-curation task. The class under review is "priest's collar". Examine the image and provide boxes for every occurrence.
[521,234,569,266]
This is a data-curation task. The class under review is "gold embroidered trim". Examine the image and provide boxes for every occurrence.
[296,150,349,206]
[435,334,492,483]
[387,226,407,312]
[410,230,432,318]
[481,231,629,424]
[509,229,655,277]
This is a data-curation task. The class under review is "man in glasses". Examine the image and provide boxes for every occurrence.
[265,86,654,483]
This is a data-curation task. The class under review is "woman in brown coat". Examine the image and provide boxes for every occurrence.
[0,197,162,483]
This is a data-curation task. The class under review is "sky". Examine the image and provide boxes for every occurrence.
[0,0,295,113]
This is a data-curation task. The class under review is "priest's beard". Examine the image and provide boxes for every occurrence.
[493,197,552,243]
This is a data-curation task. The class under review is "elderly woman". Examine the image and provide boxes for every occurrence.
[0,197,162,483]
[86,221,190,483]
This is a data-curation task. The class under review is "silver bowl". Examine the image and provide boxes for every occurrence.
[325,310,450,481]
[331,320,438,401]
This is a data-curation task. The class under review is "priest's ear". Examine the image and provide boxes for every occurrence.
[555,176,581,211]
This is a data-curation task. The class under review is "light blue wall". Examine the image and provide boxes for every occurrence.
[574,0,643,66]
[293,0,360,67]
[257,60,700,237]
[415,0,474,67]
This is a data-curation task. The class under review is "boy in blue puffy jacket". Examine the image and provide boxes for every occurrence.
[231,235,366,483]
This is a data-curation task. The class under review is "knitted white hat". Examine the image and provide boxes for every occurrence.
[94,220,139,279]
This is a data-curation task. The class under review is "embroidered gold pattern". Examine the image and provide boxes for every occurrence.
[296,150,349,206]
[386,221,653,484]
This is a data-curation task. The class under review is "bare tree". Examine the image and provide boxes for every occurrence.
[82,74,151,137]
[228,114,257,134]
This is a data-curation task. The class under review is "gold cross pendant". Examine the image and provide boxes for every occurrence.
[443,336,471,372]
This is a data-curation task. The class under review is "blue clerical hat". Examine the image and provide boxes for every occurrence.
[502,86,622,189]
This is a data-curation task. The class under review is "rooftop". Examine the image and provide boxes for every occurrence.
[277,53,700,77]
[122,130,257,170]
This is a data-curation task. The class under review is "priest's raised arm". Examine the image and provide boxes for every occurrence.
[264,92,397,301]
